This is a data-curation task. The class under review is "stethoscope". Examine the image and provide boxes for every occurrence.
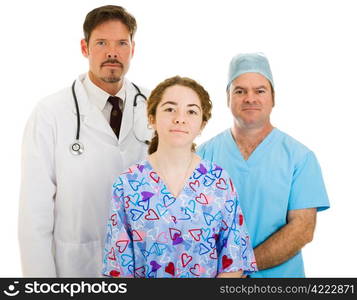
[70,80,149,155]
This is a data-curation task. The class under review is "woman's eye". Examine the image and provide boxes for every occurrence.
[164,107,174,112]
[188,110,198,115]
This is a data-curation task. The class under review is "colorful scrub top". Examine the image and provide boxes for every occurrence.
[102,159,256,278]
[198,128,330,278]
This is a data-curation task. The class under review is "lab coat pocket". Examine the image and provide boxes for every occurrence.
[54,238,103,277]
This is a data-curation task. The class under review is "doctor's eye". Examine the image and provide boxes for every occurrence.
[96,41,106,46]
[119,41,129,46]
[257,89,266,94]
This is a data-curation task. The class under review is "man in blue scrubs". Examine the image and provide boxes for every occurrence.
[198,53,329,277]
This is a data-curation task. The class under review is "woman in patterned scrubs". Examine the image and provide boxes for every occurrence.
[102,76,256,278]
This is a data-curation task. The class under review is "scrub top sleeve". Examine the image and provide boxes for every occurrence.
[217,177,257,276]
[288,151,330,212]
[102,175,135,278]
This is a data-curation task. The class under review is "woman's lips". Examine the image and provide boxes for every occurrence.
[170,129,188,134]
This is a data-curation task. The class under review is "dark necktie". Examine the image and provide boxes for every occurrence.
[107,96,123,138]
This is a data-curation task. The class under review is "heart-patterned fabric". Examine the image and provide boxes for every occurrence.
[102,159,257,278]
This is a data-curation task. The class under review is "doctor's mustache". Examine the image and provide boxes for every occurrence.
[101,59,123,68]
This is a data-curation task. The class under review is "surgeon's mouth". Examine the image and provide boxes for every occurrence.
[242,107,261,111]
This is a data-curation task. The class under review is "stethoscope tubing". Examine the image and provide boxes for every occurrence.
[71,81,81,140]
[70,79,148,155]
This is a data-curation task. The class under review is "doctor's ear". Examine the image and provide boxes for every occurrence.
[131,40,135,57]
[81,39,89,57]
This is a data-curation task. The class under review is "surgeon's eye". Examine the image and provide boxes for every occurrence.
[96,41,106,46]
[234,89,244,95]
[119,41,129,46]
[257,89,266,94]
[164,107,175,112]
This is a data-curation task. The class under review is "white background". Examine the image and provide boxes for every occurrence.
[1,0,356,277]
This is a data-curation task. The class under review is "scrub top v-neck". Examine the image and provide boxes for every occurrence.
[226,128,278,168]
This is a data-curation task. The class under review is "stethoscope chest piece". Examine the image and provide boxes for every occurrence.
[70,141,84,155]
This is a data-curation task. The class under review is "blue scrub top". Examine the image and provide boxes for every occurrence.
[197,128,330,278]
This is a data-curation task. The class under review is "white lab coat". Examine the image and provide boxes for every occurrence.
[18,74,152,277]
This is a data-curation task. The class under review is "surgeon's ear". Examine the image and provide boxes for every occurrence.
[226,91,231,107]
[81,39,89,58]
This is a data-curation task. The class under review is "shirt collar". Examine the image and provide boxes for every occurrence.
[82,73,127,111]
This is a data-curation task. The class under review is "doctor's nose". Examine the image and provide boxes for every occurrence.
[106,52,118,59]
[106,46,120,59]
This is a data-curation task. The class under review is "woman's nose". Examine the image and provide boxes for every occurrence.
[173,112,186,124]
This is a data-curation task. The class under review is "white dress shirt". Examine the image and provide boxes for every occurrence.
[82,73,126,123]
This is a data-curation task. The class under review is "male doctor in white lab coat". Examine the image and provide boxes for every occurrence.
[19,5,152,277]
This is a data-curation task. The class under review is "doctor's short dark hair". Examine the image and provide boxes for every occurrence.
[83,5,137,43]
[147,76,212,155]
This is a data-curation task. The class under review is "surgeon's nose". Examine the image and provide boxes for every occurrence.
[243,91,257,104]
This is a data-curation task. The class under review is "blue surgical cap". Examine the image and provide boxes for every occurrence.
[227,52,274,90]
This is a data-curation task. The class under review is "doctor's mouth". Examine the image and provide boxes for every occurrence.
[101,59,123,68]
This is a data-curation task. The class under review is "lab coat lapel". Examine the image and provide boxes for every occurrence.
[72,75,118,145]
[119,79,134,143]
